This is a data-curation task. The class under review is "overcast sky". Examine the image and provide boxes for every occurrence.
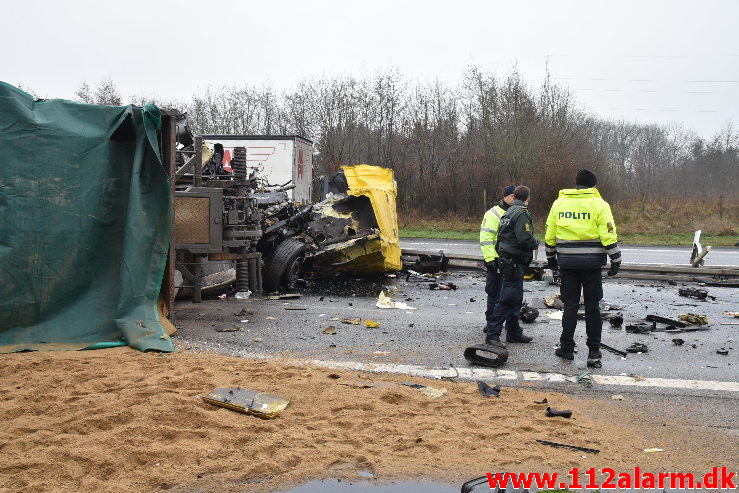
[3,0,738,138]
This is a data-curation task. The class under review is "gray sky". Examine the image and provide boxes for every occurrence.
[4,0,738,138]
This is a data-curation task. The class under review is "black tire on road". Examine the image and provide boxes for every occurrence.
[263,238,306,293]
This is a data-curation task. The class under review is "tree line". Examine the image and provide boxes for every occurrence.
[24,71,739,220]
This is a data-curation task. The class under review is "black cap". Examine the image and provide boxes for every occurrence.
[576,169,597,187]
[502,184,516,197]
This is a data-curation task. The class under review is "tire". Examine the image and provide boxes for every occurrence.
[263,238,306,293]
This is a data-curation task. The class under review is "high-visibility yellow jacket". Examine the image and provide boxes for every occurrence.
[480,201,508,262]
[544,187,621,269]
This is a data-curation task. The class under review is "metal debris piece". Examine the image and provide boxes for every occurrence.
[679,287,715,301]
[341,318,361,325]
[600,342,628,357]
[607,314,624,327]
[284,306,307,311]
[679,313,709,325]
[626,342,649,353]
[201,388,289,419]
[646,314,688,328]
[543,295,564,309]
[323,326,337,335]
[546,407,572,418]
[672,338,685,346]
[626,323,652,334]
[536,440,600,454]
[476,381,501,398]
[644,448,664,453]
[519,302,539,323]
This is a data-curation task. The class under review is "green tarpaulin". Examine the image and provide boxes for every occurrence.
[0,82,174,353]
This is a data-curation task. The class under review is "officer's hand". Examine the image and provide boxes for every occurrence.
[547,257,558,271]
[607,261,621,277]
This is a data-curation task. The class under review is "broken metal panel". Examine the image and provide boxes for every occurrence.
[341,165,402,271]
[202,387,289,419]
[306,233,386,275]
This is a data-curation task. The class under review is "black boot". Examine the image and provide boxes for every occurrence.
[587,350,602,368]
[506,333,533,343]
[555,347,574,360]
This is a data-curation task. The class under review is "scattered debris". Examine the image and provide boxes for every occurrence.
[234,291,251,300]
[429,282,457,290]
[463,343,509,367]
[626,323,652,334]
[546,311,563,320]
[722,322,739,325]
[254,338,262,342]
[218,293,227,299]
[323,326,337,335]
[716,348,729,356]
[418,386,447,399]
[631,374,646,382]
[403,252,449,274]
[643,448,664,453]
[284,306,307,311]
[536,440,600,454]
[646,314,687,328]
[534,398,548,404]
[476,381,501,398]
[600,342,628,357]
[327,374,341,379]
[519,302,539,323]
[607,314,624,327]
[546,407,573,418]
[679,313,709,325]
[577,370,593,388]
[679,287,715,301]
[267,293,301,300]
[265,316,276,320]
[543,295,564,309]
[364,319,381,328]
[235,309,253,316]
[672,338,685,346]
[400,382,425,389]
[376,291,415,310]
[626,342,649,353]
[611,395,624,400]
[201,388,289,419]
[341,318,361,325]
[216,327,242,332]
[724,312,739,318]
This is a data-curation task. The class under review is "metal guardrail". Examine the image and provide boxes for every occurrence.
[401,249,739,282]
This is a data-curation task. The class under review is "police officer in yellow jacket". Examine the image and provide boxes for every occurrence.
[544,169,621,368]
[480,185,517,337]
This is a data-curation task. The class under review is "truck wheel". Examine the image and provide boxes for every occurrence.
[263,238,306,293]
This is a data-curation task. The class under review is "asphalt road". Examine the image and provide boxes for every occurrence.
[173,273,738,389]
[401,238,739,267]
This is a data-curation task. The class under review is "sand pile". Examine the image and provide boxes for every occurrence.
[0,347,729,492]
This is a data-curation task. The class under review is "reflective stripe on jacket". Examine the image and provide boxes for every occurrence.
[480,203,506,262]
[544,187,621,269]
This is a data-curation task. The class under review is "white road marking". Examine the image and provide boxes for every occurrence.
[302,358,739,392]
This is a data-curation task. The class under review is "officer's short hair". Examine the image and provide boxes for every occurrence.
[513,186,530,201]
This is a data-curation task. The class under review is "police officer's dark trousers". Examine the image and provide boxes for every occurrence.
[559,268,602,352]
[485,261,519,335]
[486,263,523,341]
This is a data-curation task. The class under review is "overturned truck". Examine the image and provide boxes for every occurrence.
[172,124,400,299]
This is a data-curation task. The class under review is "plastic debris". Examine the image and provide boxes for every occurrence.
[341,318,361,325]
[577,370,593,388]
[679,313,709,325]
[644,448,664,453]
[377,291,415,310]
[218,293,227,299]
[546,311,564,320]
[546,407,573,418]
[254,338,262,342]
[476,381,501,398]
[201,388,289,419]
[429,282,457,290]
[611,395,624,400]
[266,316,276,320]
[234,291,251,300]
[323,326,337,335]
[365,319,380,328]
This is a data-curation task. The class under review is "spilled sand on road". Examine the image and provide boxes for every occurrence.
[0,346,732,492]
